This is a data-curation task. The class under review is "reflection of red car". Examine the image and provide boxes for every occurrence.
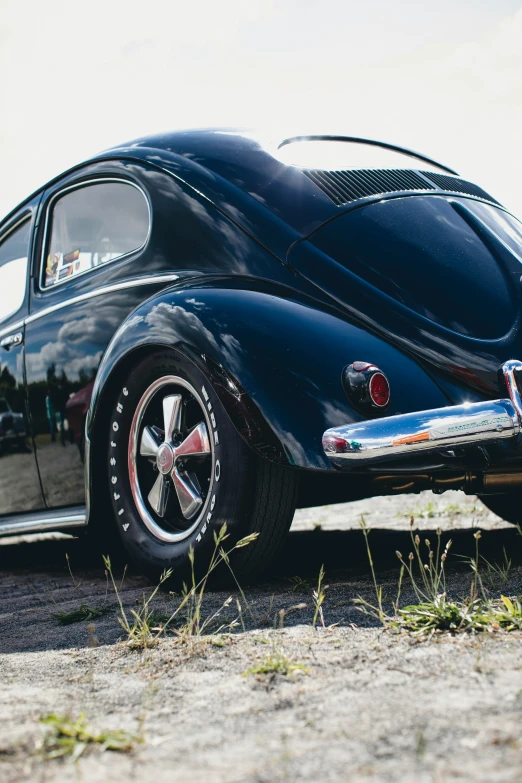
[65,381,94,456]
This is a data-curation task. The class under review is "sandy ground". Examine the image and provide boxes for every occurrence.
[1,490,522,782]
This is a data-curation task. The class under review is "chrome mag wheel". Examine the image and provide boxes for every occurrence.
[128,376,214,543]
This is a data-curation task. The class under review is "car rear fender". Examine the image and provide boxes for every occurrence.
[86,282,451,475]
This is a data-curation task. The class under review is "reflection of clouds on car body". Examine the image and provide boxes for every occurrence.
[57,314,120,345]
[184,298,207,309]
[144,301,220,351]
[25,344,103,380]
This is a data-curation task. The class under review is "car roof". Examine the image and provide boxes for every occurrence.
[107,128,455,173]
[0,129,457,237]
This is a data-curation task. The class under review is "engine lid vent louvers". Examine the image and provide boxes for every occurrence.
[420,172,499,205]
[304,168,435,206]
[304,168,499,206]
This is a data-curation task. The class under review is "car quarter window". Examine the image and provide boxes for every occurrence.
[43,181,150,288]
[0,218,30,323]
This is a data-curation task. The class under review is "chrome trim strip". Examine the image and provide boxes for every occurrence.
[26,274,179,324]
[0,506,87,537]
[38,177,152,292]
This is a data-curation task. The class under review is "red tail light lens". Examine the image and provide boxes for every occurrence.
[369,372,390,407]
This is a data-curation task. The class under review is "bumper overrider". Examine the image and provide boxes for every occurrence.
[323,360,522,467]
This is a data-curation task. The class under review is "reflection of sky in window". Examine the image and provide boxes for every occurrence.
[0,257,26,320]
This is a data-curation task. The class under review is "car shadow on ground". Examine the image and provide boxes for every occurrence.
[3,524,521,574]
[1,524,521,655]
[276,523,522,576]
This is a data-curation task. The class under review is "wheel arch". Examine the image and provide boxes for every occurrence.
[84,282,451,522]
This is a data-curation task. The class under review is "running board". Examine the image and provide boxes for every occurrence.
[0,506,87,537]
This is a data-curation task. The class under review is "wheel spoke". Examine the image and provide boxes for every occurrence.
[140,426,161,458]
[163,395,183,442]
[175,422,211,459]
[148,473,170,517]
[171,468,203,519]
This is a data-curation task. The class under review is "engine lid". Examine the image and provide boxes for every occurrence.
[288,194,522,396]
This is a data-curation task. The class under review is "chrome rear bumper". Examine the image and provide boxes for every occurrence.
[323,360,522,466]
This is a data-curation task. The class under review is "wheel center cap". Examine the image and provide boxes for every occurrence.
[157,443,174,475]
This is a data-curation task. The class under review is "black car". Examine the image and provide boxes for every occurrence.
[1,129,522,579]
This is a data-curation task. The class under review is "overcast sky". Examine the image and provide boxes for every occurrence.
[2,0,522,219]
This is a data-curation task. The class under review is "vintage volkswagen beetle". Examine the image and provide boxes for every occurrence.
[1,129,522,580]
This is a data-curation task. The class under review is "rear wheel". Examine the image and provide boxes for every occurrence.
[107,351,298,584]
[480,492,522,526]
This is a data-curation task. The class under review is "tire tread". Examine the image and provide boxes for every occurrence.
[233,457,299,579]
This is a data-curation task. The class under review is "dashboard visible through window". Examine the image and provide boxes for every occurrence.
[43,180,150,288]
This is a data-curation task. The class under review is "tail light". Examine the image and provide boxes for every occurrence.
[342,362,390,412]
[369,372,390,407]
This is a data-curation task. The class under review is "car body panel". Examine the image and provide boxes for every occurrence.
[288,195,522,400]
[87,279,452,475]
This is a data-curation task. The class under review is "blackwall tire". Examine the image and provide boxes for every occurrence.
[107,350,298,584]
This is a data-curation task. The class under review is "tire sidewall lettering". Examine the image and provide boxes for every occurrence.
[109,373,225,550]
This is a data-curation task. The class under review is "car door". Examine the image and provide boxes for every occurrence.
[25,161,178,509]
[0,198,45,516]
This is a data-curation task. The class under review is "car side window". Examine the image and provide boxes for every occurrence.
[43,181,150,288]
[0,219,30,323]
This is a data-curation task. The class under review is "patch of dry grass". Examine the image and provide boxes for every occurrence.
[243,639,310,679]
[356,517,522,636]
[104,524,258,650]
[52,605,112,626]
[39,713,141,762]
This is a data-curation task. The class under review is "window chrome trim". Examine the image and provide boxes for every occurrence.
[26,273,180,325]
[39,177,152,292]
[0,272,179,340]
